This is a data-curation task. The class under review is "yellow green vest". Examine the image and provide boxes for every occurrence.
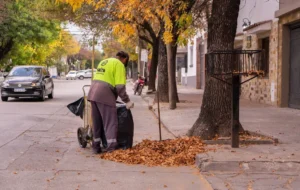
[93,58,126,87]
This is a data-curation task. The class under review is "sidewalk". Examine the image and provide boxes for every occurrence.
[141,85,300,189]
[142,85,204,137]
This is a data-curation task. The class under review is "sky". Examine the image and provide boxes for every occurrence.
[63,22,103,52]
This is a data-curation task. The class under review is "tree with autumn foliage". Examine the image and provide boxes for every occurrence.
[111,0,169,101]
[56,0,196,105]
[50,30,81,62]
[111,0,207,108]
[0,0,62,70]
[112,0,208,108]
[158,0,206,109]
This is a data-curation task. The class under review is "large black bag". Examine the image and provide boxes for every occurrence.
[116,103,134,149]
[67,97,84,119]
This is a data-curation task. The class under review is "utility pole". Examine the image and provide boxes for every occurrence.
[91,34,95,83]
[138,39,141,76]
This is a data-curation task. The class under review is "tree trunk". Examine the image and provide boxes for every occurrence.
[188,0,241,139]
[166,41,179,110]
[0,39,13,61]
[157,37,169,102]
[148,41,159,91]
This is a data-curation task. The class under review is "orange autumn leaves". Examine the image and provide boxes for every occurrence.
[100,137,206,167]
[55,0,196,45]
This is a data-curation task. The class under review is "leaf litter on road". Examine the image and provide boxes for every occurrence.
[99,137,206,166]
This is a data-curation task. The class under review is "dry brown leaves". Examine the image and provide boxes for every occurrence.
[99,137,206,167]
[239,132,272,141]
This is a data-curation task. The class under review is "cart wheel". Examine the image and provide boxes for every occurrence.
[77,127,88,148]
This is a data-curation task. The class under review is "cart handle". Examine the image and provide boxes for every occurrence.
[82,85,91,96]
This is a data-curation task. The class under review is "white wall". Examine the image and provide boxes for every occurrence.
[181,32,202,78]
[236,0,279,33]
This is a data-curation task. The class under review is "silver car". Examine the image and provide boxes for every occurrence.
[66,71,77,80]
[76,70,86,80]
[76,69,96,80]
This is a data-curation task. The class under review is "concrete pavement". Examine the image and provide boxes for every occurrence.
[0,79,212,190]
[142,85,300,190]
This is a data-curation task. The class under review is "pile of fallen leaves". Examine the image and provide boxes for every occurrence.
[99,137,206,167]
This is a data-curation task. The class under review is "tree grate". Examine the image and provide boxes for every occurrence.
[205,50,265,148]
[206,50,266,85]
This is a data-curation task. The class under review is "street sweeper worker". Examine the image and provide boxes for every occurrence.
[88,51,134,154]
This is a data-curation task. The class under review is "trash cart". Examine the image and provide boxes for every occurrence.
[67,85,134,150]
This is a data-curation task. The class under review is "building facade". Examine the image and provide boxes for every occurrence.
[175,46,186,85]
[177,0,300,109]
[235,0,279,105]
[179,31,207,89]
[275,0,300,109]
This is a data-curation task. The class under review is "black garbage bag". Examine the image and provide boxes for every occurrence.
[116,103,134,149]
[67,97,84,119]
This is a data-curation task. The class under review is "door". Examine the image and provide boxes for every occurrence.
[289,25,300,109]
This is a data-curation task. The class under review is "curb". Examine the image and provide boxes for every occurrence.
[196,151,300,173]
[196,153,300,173]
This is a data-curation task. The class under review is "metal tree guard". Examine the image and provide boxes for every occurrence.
[206,50,266,148]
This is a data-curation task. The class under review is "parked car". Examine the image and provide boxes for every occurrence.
[1,66,54,102]
[76,69,96,80]
[76,70,86,80]
[66,71,77,80]
[84,69,96,78]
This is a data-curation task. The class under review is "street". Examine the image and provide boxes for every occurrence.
[0,79,212,190]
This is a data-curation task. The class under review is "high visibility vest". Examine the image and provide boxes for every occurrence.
[93,58,126,87]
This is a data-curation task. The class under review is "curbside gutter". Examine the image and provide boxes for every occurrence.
[196,153,300,173]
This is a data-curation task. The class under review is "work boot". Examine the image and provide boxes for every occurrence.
[92,142,102,154]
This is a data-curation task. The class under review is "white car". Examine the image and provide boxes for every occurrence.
[76,69,96,80]
[76,70,86,80]
[66,71,77,80]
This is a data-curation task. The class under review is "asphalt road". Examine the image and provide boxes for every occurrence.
[0,79,212,190]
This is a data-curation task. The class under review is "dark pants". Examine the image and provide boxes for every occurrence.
[91,101,118,151]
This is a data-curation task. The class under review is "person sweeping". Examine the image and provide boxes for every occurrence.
[88,51,134,154]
